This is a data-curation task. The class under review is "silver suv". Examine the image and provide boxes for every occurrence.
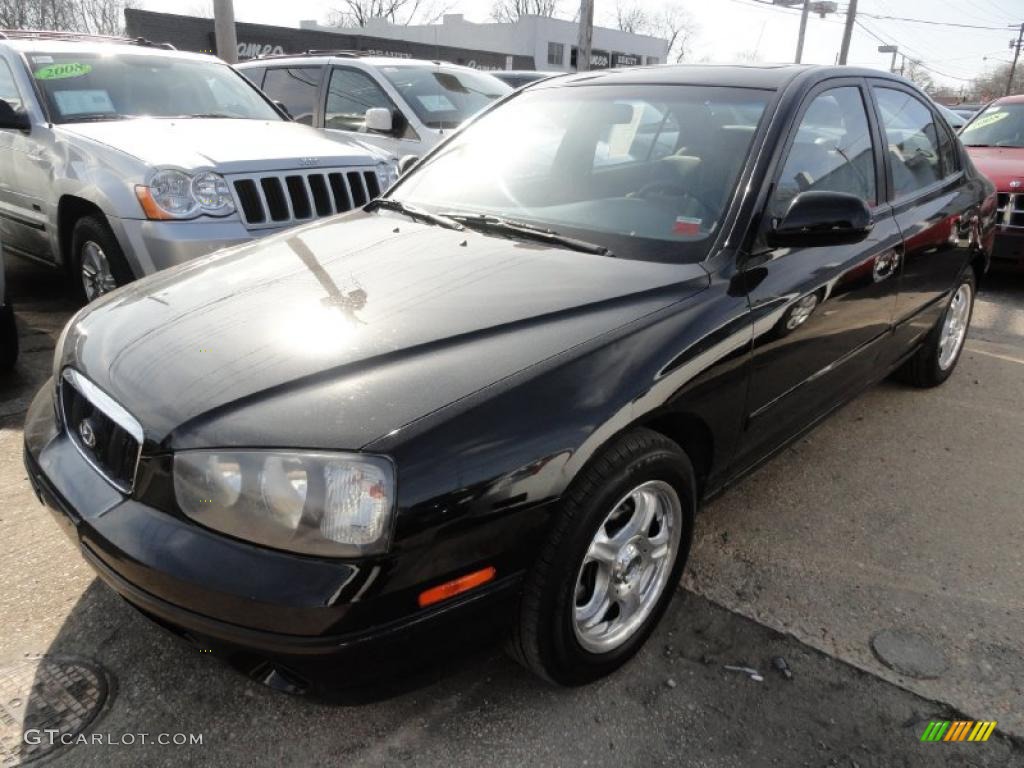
[0,32,398,302]
[237,54,511,160]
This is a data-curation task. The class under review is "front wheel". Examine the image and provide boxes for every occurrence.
[508,428,696,685]
[895,267,976,388]
[70,215,134,304]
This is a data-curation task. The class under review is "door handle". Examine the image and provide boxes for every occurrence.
[873,249,900,282]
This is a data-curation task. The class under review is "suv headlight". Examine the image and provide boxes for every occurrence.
[135,169,236,220]
[173,450,395,557]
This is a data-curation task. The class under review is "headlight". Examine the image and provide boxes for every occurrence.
[173,450,395,557]
[376,162,399,194]
[135,169,235,220]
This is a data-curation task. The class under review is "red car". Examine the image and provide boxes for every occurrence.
[961,95,1024,268]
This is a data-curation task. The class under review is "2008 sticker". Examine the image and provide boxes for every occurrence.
[33,62,93,80]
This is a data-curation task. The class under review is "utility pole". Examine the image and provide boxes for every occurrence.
[576,0,594,72]
[213,0,238,64]
[794,0,810,63]
[838,0,857,65]
[1008,22,1024,96]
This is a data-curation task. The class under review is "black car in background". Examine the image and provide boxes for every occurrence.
[25,64,994,694]
[492,70,551,89]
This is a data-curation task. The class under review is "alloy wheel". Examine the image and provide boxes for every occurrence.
[80,241,117,301]
[938,282,972,371]
[573,480,682,653]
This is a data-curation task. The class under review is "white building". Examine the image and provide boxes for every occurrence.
[300,14,669,72]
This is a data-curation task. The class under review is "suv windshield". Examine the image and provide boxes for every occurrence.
[379,65,511,129]
[960,103,1024,148]
[390,84,771,262]
[27,51,281,123]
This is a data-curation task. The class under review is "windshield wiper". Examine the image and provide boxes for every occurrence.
[442,212,614,257]
[60,113,126,123]
[365,198,464,230]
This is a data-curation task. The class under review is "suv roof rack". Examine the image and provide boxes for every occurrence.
[0,29,176,50]
[251,49,368,61]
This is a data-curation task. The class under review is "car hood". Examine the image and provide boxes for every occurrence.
[58,118,390,173]
[964,146,1024,190]
[63,213,708,450]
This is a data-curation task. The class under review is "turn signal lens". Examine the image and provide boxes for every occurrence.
[417,567,496,608]
[134,185,175,220]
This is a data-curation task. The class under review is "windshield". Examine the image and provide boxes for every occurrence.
[390,84,771,262]
[960,103,1024,148]
[27,51,281,123]
[379,65,511,129]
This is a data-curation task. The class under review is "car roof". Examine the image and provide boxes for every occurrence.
[532,63,912,91]
[0,38,216,63]
[237,54,481,72]
[992,94,1024,105]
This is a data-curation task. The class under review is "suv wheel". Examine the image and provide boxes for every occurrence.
[71,216,133,303]
[508,427,696,685]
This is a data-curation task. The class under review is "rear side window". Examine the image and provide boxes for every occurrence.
[873,87,942,197]
[261,66,321,125]
[0,59,24,110]
[771,86,877,217]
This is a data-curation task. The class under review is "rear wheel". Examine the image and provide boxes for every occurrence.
[70,215,134,303]
[895,267,975,388]
[508,428,696,685]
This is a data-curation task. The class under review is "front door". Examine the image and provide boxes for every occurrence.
[322,67,421,159]
[735,80,903,470]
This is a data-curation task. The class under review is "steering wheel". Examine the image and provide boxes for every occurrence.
[632,181,718,222]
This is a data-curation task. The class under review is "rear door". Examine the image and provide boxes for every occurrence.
[868,82,977,361]
[735,79,903,468]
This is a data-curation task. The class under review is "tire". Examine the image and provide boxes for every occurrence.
[508,427,696,685]
[0,303,17,372]
[894,266,976,388]
[70,215,134,304]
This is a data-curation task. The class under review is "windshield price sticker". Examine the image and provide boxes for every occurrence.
[967,109,1008,132]
[34,62,93,80]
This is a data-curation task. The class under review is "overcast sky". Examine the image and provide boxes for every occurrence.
[147,0,1022,90]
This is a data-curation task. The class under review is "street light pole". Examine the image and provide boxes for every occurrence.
[795,0,810,63]
[1007,22,1024,97]
[213,0,238,64]
[576,0,594,72]
[838,0,857,65]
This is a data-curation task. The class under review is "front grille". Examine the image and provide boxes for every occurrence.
[229,168,382,230]
[996,192,1024,229]
[60,370,143,493]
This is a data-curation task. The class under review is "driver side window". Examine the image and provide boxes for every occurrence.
[326,68,412,138]
[0,59,24,111]
[771,86,877,218]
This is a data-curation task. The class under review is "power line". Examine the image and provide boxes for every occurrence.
[848,11,1010,31]
[855,19,975,82]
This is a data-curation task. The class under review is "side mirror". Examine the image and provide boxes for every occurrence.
[397,154,419,176]
[0,99,30,131]
[766,191,873,249]
[365,107,393,133]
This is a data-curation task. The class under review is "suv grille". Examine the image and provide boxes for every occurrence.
[996,192,1024,229]
[60,370,143,493]
[229,169,381,230]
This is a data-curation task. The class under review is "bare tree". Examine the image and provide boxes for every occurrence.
[326,0,453,27]
[611,1,697,63]
[966,60,1023,101]
[902,60,934,94]
[0,0,136,35]
[491,0,561,24]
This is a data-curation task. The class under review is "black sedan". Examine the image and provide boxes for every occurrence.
[25,64,995,693]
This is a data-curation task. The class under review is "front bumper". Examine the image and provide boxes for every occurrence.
[108,215,290,277]
[23,383,524,693]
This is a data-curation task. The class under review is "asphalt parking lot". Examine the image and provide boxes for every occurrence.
[1,258,1022,766]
